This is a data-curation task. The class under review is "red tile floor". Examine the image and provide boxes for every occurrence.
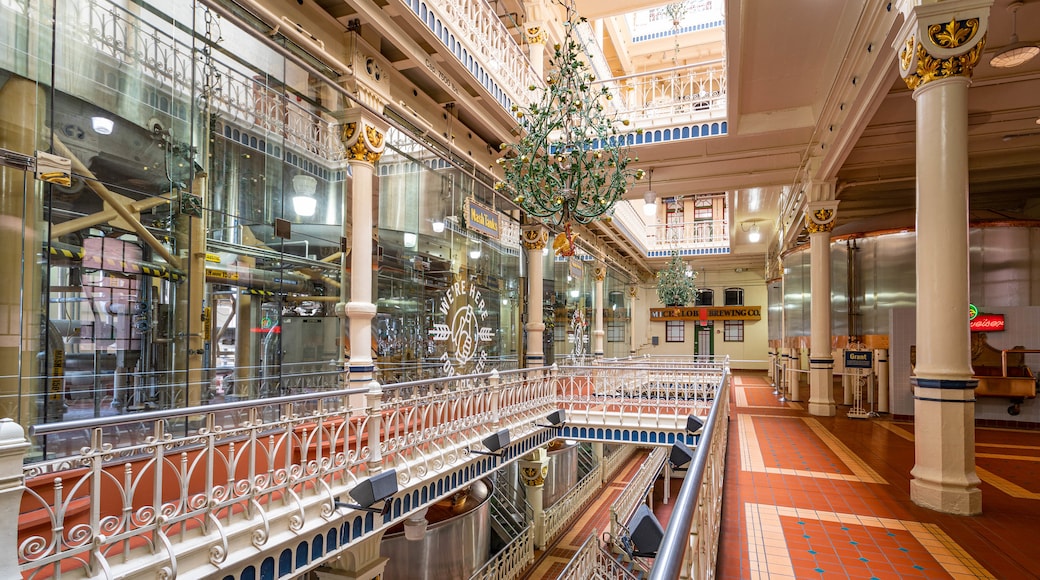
[523,371,1040,578]
[718,372,1040,579]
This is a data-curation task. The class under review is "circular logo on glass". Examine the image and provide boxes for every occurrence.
[430,279,493,375]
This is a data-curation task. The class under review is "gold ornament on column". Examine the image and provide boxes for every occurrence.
[521,465,549,486]
[525,25,547,45]
[340,121,385,164]
[805,206,837,234]
[898,16,987,91]
[594,266,606,282]
[522,226,549,251]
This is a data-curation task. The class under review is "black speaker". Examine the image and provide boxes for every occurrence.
[628,504,664,555]
[482,429,510,452]
[545,409,566,426]
[687,414,704,433]
[669,440,696,469]
[349,469,398,507]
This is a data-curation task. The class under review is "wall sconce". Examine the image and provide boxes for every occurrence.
[403,232,417,248]
[470,428,510,458]
[431,218,445,233]
[741,220,762,243]
[334,469,398,515]
[292,174,318,217]
[642,168,657,217]
[91,116,114,135]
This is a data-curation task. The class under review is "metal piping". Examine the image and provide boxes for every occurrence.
[648,373,731,580]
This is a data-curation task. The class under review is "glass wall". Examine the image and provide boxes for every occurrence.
[0,0,520,438]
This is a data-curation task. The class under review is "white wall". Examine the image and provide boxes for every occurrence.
[631,268,769,370]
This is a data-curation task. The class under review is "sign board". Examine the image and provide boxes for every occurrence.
[844,350,873,369]
[569,258,583,280]
[465,197,500,239]
[649,306,762,321]
[969,313,1004,332]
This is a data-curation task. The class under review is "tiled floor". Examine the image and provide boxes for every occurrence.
[719,372,1040,579]
[523,370,1040,579]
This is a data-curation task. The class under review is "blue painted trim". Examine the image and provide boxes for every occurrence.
[911,378,979,390]
[914,396,976,403]
[631,20,725,43]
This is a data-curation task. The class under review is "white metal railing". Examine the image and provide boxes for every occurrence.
[399,0,539,110]
[470,525,534,580]
[601,63,727,128]
[542,460,603,545]
[646,220,730,251]
[16,358,728,578]
[603,443,638,481]
[610,448,667,542]
[557,531,641,580]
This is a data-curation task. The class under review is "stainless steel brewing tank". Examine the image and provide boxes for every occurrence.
[380,478,492,579]
[543,439,579,508]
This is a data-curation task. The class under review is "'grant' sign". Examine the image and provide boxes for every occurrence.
[844,350,873,369]
[649,306,762,321]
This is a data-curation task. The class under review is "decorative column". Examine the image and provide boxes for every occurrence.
[522,226,548,367]
[0,419,29,579]
[314,531,389,580]
[525,24,548,79]
[895,0,989,515]
[627,285,638,356]
[592,264,606,358]
[338,111,388,388]
[519,448,550,548]
[806,199,838,416]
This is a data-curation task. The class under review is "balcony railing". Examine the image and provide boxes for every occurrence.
[13,358,727,579]
[596,63,727,129]
[647,220,730,252]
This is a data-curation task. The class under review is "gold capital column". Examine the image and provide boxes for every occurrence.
[895,0,990,515]
[627,285,638,356]
[525,24,548,80]
[806,198,838,416]
[519,447,550,548]
[592,265,606,358]
[337,112,388,391]
[522,226,548,367]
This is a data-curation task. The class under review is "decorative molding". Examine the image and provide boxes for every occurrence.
[895,2,990,91]
[522,225,549,251]
[805,201,839,234]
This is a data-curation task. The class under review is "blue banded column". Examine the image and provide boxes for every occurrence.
[896,0,990,515]
[592,265,606,358]
[806,199,838,416]
[522,225,549,367]
[338,111,388,387]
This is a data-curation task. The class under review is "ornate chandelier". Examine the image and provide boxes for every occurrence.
[496,0,643,236]
[657,253,699,307]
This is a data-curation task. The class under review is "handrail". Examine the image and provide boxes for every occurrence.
[648,368,731,580]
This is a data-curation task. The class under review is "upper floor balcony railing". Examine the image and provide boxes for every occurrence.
[610,199,731,257]
[595,62,727,130]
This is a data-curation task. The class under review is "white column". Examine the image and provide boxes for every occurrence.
[526,24,547,80]
[895,0,990,515]
[522,226,548,367]
[593,265,606,358]
[0,420,29,579]
[519,448,550,548]
[806,200,838,416]
[337,112,388,388]
[627,285,638,356]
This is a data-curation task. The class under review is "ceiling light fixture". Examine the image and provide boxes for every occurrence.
[91,116,114,135]
[291,174,318,217]
[643,168,657,217]
[741,219,763,243]
[990,1,1039,68]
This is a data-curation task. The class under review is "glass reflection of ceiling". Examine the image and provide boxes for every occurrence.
[625,0,725,42]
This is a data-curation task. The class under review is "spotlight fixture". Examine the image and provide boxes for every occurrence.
[668,440,696,469]
[643,168,657,217]
[291,174,318,217]
[470,428,510,457]
[990,2,1039,68]
[686,414,704,434]
[621,504,663,558]
[91,116,114,135]
[536,409,566,429]
[334,469,398,515]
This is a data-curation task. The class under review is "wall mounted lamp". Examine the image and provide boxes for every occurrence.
[334,468,398,515]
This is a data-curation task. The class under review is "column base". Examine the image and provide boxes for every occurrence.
[807,401,836,416]
[910,477,981,516]
[808,363,835,416]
